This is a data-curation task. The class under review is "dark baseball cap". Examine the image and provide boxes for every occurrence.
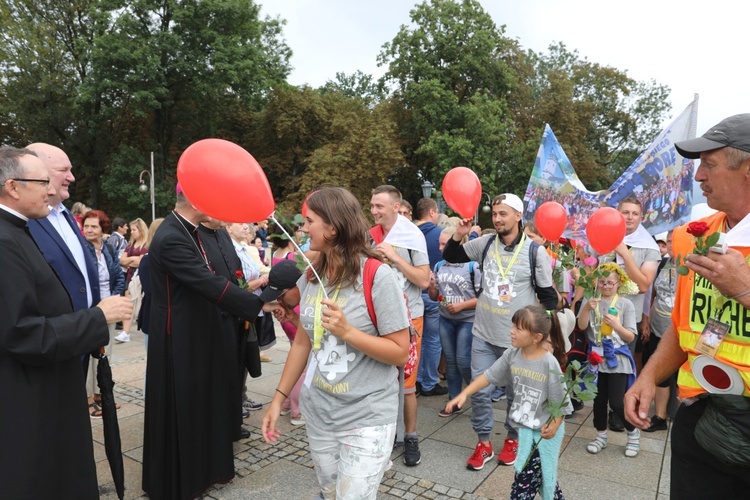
[259,260,302,302]
[675,113,750,159]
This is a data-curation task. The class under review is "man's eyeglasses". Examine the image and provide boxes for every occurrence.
[598,280,619,287]
[277,289,290,300]
[12,178,51,187]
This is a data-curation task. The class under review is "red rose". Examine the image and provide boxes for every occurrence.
[558,237,569,245]
[437,295,444,302]
[687,221,710,237]
[588,352,603,366]
[235,270,244,279]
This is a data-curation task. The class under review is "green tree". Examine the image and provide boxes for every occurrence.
[321,70,385,105]
[86,0,292,215]
[0,0,112,206]
[519,43,672,190]
[245,85,404,213]
[377,0,528,200]
[0,0,291,217]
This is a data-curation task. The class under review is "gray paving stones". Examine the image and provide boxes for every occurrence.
[96,330,671,499]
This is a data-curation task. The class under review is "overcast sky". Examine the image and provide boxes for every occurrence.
[261,0,749,137]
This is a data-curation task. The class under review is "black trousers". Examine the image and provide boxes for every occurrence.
[592,372,635,432]
[671,399,750,498]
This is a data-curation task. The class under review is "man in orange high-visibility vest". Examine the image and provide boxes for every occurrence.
[625,114,750,499]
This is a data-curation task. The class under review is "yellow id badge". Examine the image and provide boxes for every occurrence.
[694,318,731,358]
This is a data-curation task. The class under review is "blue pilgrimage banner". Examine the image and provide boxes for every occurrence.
[523,98,698,240]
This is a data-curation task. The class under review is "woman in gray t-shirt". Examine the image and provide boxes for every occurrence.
[261,187,411,500]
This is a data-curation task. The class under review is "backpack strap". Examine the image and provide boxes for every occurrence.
[469,261,479,295]
[529,240,540,291]
[363,257,383,329]
[475,237,495,297]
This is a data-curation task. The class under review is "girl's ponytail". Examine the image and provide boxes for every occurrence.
[547,311,568,369]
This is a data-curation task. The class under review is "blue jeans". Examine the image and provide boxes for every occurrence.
[470,337,517,441]
[417,294,441,391]
[438,317,473,399]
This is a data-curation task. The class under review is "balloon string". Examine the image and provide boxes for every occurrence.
[269,214,329,301]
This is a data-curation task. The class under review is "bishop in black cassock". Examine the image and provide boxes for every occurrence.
[142,194,269,500]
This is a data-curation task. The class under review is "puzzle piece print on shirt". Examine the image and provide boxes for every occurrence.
[315,335,356,381]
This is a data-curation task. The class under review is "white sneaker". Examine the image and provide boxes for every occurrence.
[291,415,306,426]
[114,332,130,343]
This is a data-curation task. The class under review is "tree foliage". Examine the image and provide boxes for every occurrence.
[0,0,672,218]
[245,86,404,214]
[1,0,291,219]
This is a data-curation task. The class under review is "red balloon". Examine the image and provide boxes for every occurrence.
[177,139,274,223]
[441,167,482,219]
[586,207,626,255]
[534,202,568,242]
[301,190,316,218]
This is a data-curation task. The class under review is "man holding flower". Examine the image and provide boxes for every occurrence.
[626,114,750,498]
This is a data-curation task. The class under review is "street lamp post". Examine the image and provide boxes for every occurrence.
[139,152,156,222]
[421,180,435,199]
[474,192,492,224]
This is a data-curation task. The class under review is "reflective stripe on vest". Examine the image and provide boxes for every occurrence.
[677,328,750,398]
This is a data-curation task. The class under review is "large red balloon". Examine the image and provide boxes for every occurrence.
[534,202,568,242]
[177,139,274,223]
[586,207,626,255]
[301,190,316,218]
[441,167,482,219]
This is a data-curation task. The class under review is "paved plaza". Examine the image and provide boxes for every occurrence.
[95,331,671,499]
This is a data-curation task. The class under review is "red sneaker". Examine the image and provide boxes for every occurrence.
[497,438,518,466]
[466,442,494,470]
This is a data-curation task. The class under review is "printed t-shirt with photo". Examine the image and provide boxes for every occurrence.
[297,259,410,431]
[462,234,553,348]
[484,348,571,430]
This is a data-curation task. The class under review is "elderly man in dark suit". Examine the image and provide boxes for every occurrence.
[142,186,278,499]
[0,147,132,499]
[25,143,101,378]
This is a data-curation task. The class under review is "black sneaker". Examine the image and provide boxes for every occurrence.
[643,415,668,432]
[420,384,448,397]
[571,398,584,412]
[415,381,422,396]
[403,436,422,466]
[608,410,625,432]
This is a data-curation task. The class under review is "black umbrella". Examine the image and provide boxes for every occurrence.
[96,353,125,499]
[242,320,262,378]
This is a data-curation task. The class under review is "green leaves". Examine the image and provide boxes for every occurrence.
[576,267,610,299]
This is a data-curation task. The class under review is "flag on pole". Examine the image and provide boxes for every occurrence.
[523,97,699,238]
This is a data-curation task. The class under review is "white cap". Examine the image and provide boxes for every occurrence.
[497,193,524,213]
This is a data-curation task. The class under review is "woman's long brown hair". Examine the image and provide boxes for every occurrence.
[305,187,381,289]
